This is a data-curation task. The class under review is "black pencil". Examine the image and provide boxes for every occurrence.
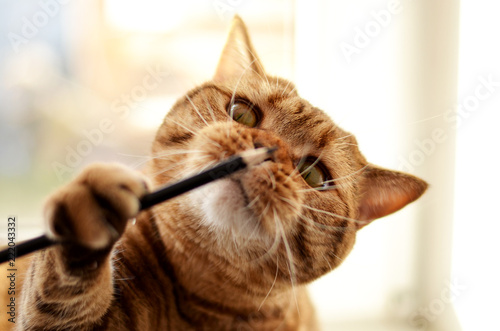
[0,147,276,263]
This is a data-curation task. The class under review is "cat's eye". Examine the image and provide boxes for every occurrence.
[298,159,330,188]
[229,101,259,127]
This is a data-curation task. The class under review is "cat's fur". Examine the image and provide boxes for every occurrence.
[14,16,427,330]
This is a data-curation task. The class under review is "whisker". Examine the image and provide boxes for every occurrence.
[225,51,270,138]
[245,202,283,264]
[280,78,293,97]
[301,203,366,226]
[297,185,340,193]
[200,93,218,123]
[247,219,281,263]
[237,197,265,249]
[242,43,270,90]
[164,117,222,149]
[276,197,345,232]
[239,220,263,252]
[149,155,212,180]
[284,154,308,184]
[153,150,205,159]
[258,254,279,311]
[411,113,446,125]
[321,165,368,185]
[274,208,300,317]
[278,196,365,226]
[298,155,322,177]
[260,200,271,219]
[295,210,351,232]
[115,276,135,281]
[336,133,354,141]
[286,85,297,97]
[336,142,359,147]
[262,164,277,190]
[116,153,151,159]
[246,195,261,209]
[247,217,263,241]
[328,252,344,262]
[118,150,203,170]
[163,117,199,137]
[185,94,210,127]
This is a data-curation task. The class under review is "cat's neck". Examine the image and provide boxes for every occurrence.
[124,203,306,328]
[145,199,294,315]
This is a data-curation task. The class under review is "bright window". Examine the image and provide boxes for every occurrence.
[2,1,497,330]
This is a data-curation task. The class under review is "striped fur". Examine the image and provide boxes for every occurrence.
[13,16,427,330]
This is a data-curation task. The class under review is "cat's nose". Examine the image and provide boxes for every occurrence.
[252,136,289,165]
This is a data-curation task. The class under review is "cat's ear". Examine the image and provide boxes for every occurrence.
[357,165,428,228]
[213,15,265,83]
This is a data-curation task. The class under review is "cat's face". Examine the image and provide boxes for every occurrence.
[149,16,427,285]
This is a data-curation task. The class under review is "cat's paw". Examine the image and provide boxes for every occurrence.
[44,163,150,250]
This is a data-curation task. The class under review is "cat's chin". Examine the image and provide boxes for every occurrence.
[188,178,268,241]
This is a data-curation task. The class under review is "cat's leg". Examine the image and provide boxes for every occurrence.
[17,163,149,330]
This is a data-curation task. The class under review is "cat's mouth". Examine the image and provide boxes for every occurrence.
[228,178,252,207]
[186,157,302,248]
[188,175,265,239]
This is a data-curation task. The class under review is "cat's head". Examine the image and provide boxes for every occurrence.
[149,16,427,285]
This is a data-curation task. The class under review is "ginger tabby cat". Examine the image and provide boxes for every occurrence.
[7,16,427,330]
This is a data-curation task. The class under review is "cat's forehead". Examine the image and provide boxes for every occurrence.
[228,76,353,151]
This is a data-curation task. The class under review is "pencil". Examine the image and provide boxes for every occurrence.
[0,147,276,263]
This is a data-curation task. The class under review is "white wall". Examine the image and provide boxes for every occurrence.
[295,1,461,330]
[452,1,500,330]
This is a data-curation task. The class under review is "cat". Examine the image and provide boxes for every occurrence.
[15,15,427,330]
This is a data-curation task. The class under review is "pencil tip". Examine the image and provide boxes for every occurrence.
[266,146,278,155]
[240,146,278,166]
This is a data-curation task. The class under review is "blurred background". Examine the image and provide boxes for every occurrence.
[0,0,498,330]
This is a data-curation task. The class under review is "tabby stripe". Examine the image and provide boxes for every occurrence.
[51,203,75,240]
[294,102,305,115]
[34,293,64,317]
[137,214,190,327]
[316,127,330,149]
[267,93,285,106]
[34,295,101,329]
[161,220,272,297]
[42,282,85,298]
[187,83,232,101]
[161,84,230,148]
[292,114,313,130]
[169,132,194,144]
[207,249,275,296]
[333,219,349,244]
[310,119,326,127]
[293,222,314,274]
[88,307,112,330]
[113,237,171,329]
[111,233,174,329]
[114,289,138,331]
